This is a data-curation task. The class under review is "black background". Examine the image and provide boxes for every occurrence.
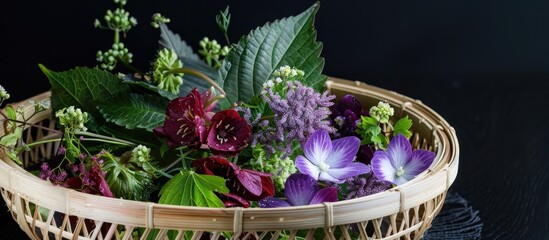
[1,0,549,239]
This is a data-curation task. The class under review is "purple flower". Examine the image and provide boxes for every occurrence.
[258,173,337,208]
[371,134,435,185]
[330,94,364,137]
[295,129,370,183]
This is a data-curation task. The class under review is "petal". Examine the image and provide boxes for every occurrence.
[318,171,341,183]
[356,144,376,165]
[258,197,291,208]
[324,136,360,168]
[309,187,338,205]
[295,155,321,180]
[220,193,250,208]
[386,134,412,169]
[403,149,435,177]
[371,151,397,184]
[324,162,371,182]
[392,176,410,186]
[338,94,362,115]
[303,129,332,165]
[237,170,263,197]
[284,173,319,206]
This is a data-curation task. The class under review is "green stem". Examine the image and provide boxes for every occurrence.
[259,115,274,121]
[168,67,226,96]
[225,35,231,46]
[162,148,195,172]
[117,57,145,76]
[24,139,63,148]
[76,131,137,146]
[114,29,120,44]
[0,114,63,135]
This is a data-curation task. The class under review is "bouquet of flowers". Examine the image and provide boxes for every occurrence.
[0,1,440,239]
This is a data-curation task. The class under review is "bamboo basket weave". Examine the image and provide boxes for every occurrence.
[0,77,459,240]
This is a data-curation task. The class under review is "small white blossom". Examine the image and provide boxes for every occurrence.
[55,106,89,132]
[369,101,394,124]
[0,85,9,100]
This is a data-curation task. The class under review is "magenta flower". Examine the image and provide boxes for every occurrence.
[153,88,207,148]
[207,109,251,156]
[295,129,370,183]
[258,173,337,208]
[371,134,435,185]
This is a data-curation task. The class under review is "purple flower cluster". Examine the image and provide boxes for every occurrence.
[253,81,335,157]
[39,163,68,184]
[39,159,113,197]
[334,172,393,200]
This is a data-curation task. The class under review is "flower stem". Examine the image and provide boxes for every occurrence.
[162,148,195,172]
[168,67,226,96]
[114,29,120,44]
[0,113,63,135]
[24,138,63,148]
[117,57,145,76]
[76,131,137,146]
[259,115,274,121]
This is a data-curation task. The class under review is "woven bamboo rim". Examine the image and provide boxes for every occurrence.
[0,77,459,240]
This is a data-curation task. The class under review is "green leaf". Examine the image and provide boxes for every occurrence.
[97,93,168,131]
[3,106,17,130]
[393,115,413,138]
[159,23,200,61]
[39,65,131,133]
[158,170,228,208]
[361,116,378,126]
[216,2,326,107]
[0,127,21,147]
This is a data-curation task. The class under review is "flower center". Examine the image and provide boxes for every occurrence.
[396,166,405,177]
[318,162,330,172]
[218,130,227,138]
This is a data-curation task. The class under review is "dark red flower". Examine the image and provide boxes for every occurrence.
[200,88,217,121]
[356,144,376,165]
[192,157,275,207]
[207,109,251,156]
[154,88,207,148]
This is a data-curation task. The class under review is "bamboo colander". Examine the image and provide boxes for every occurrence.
[0,77,459,240]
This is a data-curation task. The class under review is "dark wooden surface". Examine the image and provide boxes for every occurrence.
[2,1,549,239]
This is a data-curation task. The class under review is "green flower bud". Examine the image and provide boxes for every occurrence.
[55,106,89,132]
[97,42,132,70]
[198,37,230,69]
[152,48,184,94]
[369,101,394,124]
[151,13,170,29]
